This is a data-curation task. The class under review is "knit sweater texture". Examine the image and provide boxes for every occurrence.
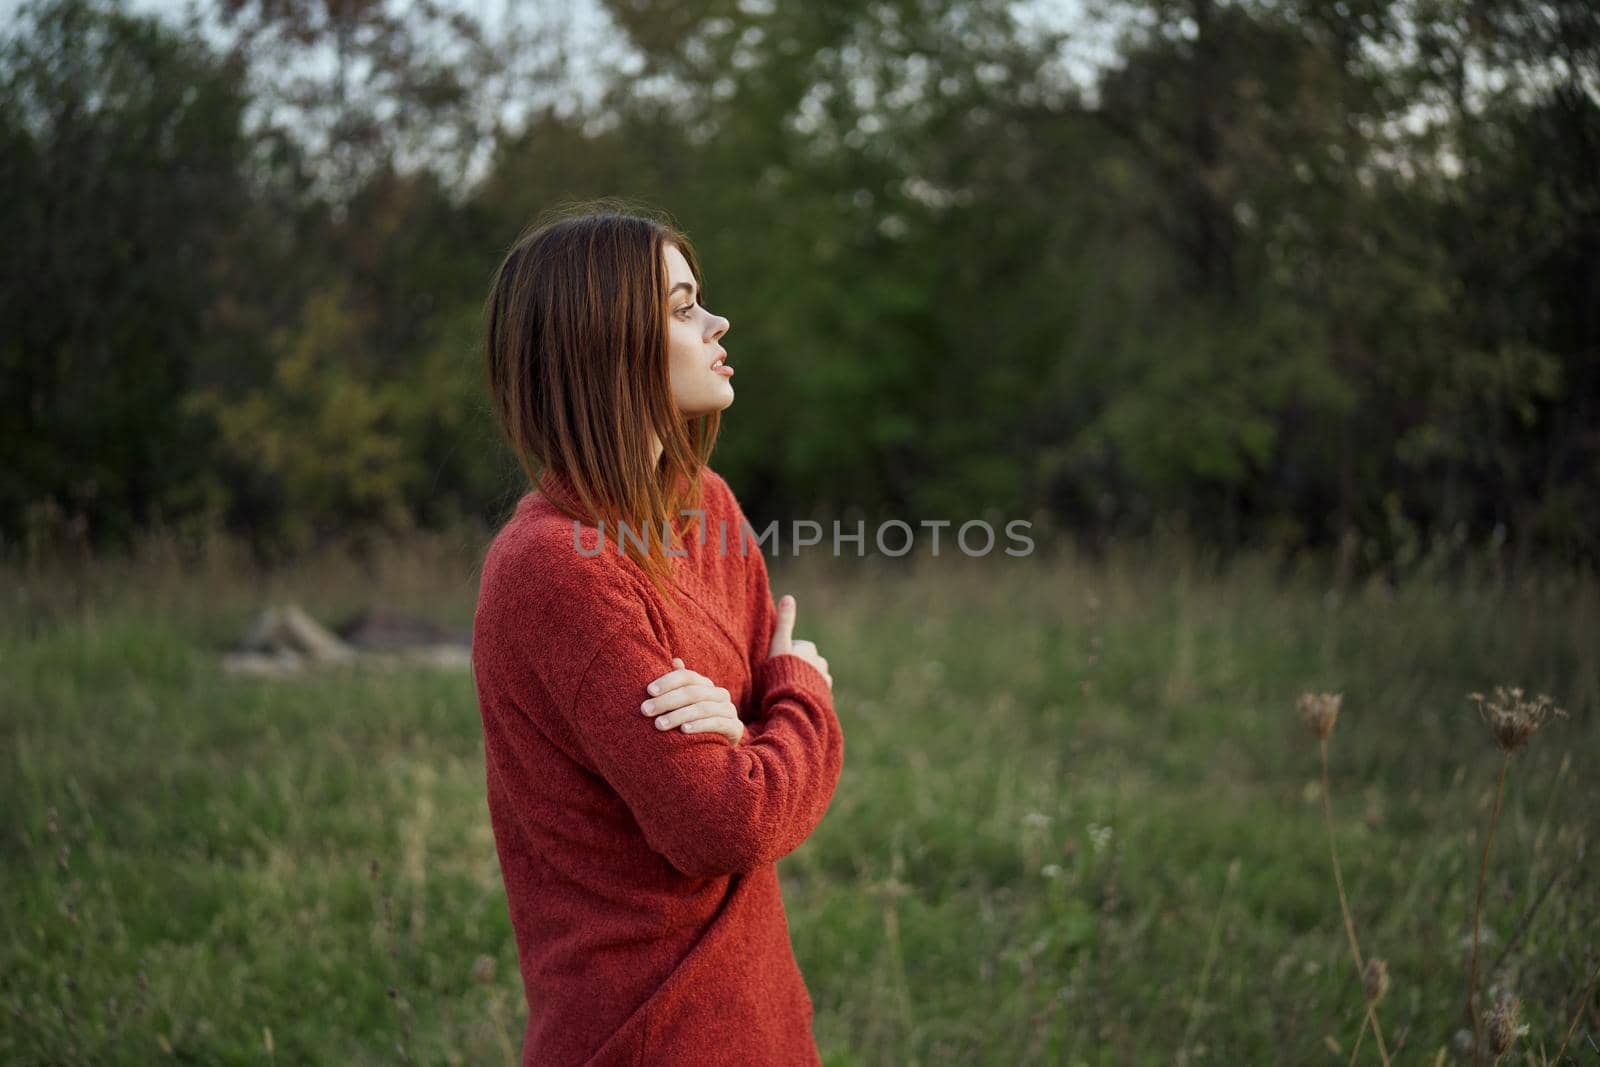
[471,464,844,1067]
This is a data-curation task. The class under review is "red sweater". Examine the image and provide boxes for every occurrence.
[471,464,845,1067]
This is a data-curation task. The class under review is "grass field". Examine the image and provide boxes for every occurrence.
[3,530,1596,1065]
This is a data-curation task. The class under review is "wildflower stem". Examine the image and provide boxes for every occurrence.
[1549,956,1600,1067]
[1344,1015,1367,1067]
[1487,855,1568,978]
[1467,752,1510,1066]
[487,988,516,1067]
[1177,857,1238,1064]
[1320,738,1391,1067]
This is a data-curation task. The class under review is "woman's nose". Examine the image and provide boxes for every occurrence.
[706,313,730,342]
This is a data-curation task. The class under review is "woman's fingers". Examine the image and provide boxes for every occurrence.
[641,683,729,718]
[645,665,708,696]
[769,594,796,657]
[777,636,832,689]
[640,659,741,735]
[682,714,744,744]
[636,656,746,738]
[652,698,738,733]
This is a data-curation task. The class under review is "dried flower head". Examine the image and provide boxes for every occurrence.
[1297,692,1342,741]
[1484,994,1526,1056]
[1469,687,1567,753]
[471,954,496,985]
[1362,958,1389,1005]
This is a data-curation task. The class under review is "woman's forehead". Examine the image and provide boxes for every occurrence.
[662,243,695,286]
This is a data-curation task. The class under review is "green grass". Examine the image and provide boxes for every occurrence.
[2,531,1596,1065]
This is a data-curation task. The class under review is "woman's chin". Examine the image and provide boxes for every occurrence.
[680,390,734,418]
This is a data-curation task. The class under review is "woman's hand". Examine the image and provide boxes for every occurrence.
[767,594,831,689]
[641,658,744,744]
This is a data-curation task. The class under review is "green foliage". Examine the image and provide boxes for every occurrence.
[0,0,252,548]
[1,0,1597,565]
[187,286,421,554]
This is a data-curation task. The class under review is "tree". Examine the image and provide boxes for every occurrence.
[0,0,254,547]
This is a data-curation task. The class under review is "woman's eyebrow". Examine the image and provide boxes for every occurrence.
[667,281,697,300]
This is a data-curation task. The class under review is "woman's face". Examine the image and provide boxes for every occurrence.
[663,242,733,417]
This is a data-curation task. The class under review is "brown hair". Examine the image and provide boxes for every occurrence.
[483,203,720,604]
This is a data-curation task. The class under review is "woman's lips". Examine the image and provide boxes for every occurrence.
[711,350,732,377]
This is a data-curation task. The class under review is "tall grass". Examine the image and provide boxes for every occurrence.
[2,531,1595,1064]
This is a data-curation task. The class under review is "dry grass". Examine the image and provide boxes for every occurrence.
[1301,682,1589,1066]
[3,529,1596,1064]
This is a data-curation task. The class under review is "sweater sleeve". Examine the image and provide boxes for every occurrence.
[738,520,837,728]
[557,574,843,880]
[717,473,789,707]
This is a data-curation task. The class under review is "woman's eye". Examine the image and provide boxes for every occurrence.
[674,304,695,319]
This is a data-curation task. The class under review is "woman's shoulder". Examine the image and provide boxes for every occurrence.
[479,496,647,616]
[473,504,663,693]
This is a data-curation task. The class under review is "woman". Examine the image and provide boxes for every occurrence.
[472,207,845,1067]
